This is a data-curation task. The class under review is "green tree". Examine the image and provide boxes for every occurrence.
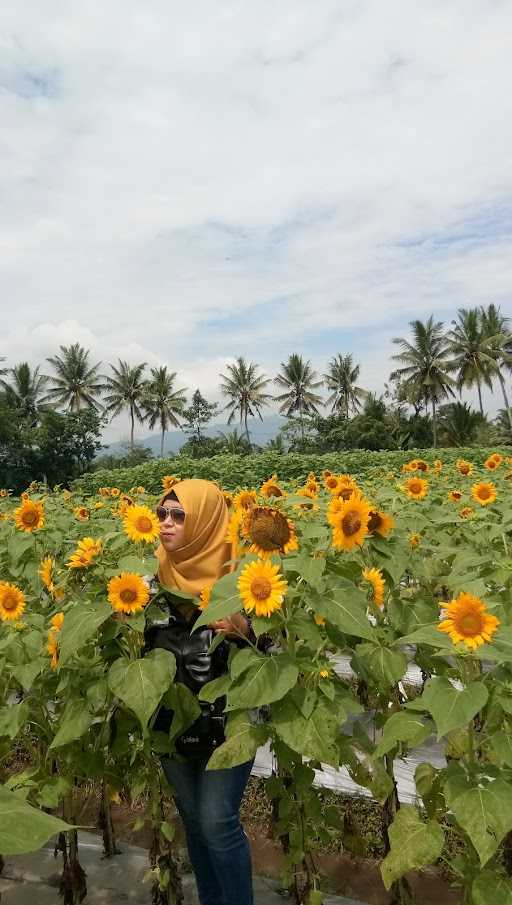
[391,316,456,448]
[180,389,219,458]
[437,401,485,447]
[142,366,187,457]
[448,308,499,416]
[323,353,367,417]
[103,361,147,451]
[217,428,252,455]
[43,343,105,412]
[219,357,272,441]
[479,304,512,431]
[0,362,49,424]
[274,354,323,444]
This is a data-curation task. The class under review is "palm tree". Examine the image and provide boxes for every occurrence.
[103,361,147,450]
[0,362,49,424]
[43,343,105,412]
[391,316,456,448]
[219,357,272,441]
[479,304,512,431]
[217,428,252,454]
[324,354,367,417]
[438,402,485,447]
[274,354,323,443]
[448,308,499,416]
[142,366,187,457]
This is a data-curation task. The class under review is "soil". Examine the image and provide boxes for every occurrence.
[76,787,461,905]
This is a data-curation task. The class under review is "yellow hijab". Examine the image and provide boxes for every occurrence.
[156,479,232,596]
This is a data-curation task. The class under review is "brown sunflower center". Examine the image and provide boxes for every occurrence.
[478,486,491,500]
[2,593,18,610]
[120,588,138,604]
[461,465,469,474]
[326,477,338,488]
[367,511,382,533]
[250,577,272,601]
[22,509,38,526]
[409,481,422,494]
[135,516,153,533]
[250,509,291,551]
[265,484,282,497]
[459,614,483,635]
[417,462,427,471]
[341,511,362,537]
[338,487,354,500]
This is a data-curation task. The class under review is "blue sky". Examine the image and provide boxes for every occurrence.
[1,1,511,442]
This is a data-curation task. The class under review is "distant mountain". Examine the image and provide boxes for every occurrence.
[99,414,287,458]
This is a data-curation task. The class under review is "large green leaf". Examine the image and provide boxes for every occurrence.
[108,648,176,729]
[59,598,112,664]
[49,699,94,749]
[0,701,29,739]
[381,806,444,889]
[490,732,512,767]
[193,570,242,630]
[0,785,74,854]
[396,624,456,649]
[354,643,407,687]
[272,693,341,766]
[226,653,299,710]
[11,658,45,692]
[163,683,201,745]
[444,769,512,865]
[314,579,375,641]
[375,711,432,757]
[472,871,512,905]
[117,554,159,575]
[421,677,488,739]
[206,712,268,770]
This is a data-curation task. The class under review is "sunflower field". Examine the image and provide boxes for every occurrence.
[2,452,512,905]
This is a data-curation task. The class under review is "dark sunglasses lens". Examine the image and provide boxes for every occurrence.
[156,506,167,521]
[156,506,185,524]
[173,509,186,524]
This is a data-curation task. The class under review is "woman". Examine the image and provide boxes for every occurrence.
[145,478,254,905]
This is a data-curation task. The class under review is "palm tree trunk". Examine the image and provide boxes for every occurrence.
[431,399,437,448]
[477,379,484,416]
[498,370,512,431]
[160,430,165,458]
[130,407,135,450]
[244,408,250,443]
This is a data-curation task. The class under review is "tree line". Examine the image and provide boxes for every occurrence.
[0,305,510,484]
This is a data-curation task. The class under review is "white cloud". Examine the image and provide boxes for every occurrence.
[1,0,511,440]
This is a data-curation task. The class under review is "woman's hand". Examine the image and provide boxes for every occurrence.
[209,612,250,638]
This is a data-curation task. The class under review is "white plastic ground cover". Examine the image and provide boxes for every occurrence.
[252,654,447,804]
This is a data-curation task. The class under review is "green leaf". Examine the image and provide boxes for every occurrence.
[421,677,488,739]
[354,643,407,687]
[381,806,444,890]
[444,769,512,865]
[198,673,232,703]
[226,654,299,710]
[0,786,74,854]
[108,648,176,729]
[193,570,242,630]
[0,701,29,739]
[11,658,45,692]
[117,554,159,575]
[287,552,326,587]
[375,711,432,757]
[272,693,341,766]
[490,732,512,768]
[49,699,94,749]
[162,683,201,744]
[206,711,268,770]
[314,579,375,641]
[59,598,112,665]
[396,624,455,649]
[472,871,512,905]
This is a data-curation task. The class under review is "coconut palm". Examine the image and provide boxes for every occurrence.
[103,361,147,450]
[0,362,49,424]
[274,354,323,443]
[43,344,105,412]
[448,308,499,416]
[217,428,252,455]
[324,354,367,417]
[479,304,512,431]
[391,316,456,448]
[437,402,485,447]
[219,357,272,441]
[142,366,187,457]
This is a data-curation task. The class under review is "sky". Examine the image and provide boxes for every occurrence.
[1,0,511,443]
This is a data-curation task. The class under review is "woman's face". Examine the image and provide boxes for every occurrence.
[157,500,186,552]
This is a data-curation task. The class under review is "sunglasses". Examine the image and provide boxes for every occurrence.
[155,505,186,525]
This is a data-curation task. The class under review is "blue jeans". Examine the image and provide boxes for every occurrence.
[161,755,254,905]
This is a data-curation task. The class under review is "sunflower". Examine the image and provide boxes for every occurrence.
[456,459,473,477]
[260,474,285,498]
[484,454,502,471]
[361,567,385,607]
[99,487,111,497]
[107,573,150,614]
[0,489,9,497]
[322,470,332,478]
[243,506,298,557]
[402,460,416,473]
[222,491,233,509]
[162,475,179,492]
[238,560,288,618]
[328,492,372,552]
[433,459,443,473]
[415,459,429,473]
[51,611,65,631]
[297,485,318,500]
[39,556,55,590]
[314,614,326,626]
[13,499,45,533]
[199,585,212,611]
[438,591,500,650]
[471,482,497,506]
[93,501,104,510]
[319,669,330,679]
[134,486,146,495]
[67,537,102,569]
[123,505,160,543]
[459,506,474,519]
[0,582,26,622]
[47,630,59,670]
[409,532,421,547]
[110,487,121,497]
[448,490,463,503]
[367,509,395,538]
[403,477,429,500]
[74,506,90,521]
[324,474,342,493]
[233,489,258,510]
[304,477,320,495]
